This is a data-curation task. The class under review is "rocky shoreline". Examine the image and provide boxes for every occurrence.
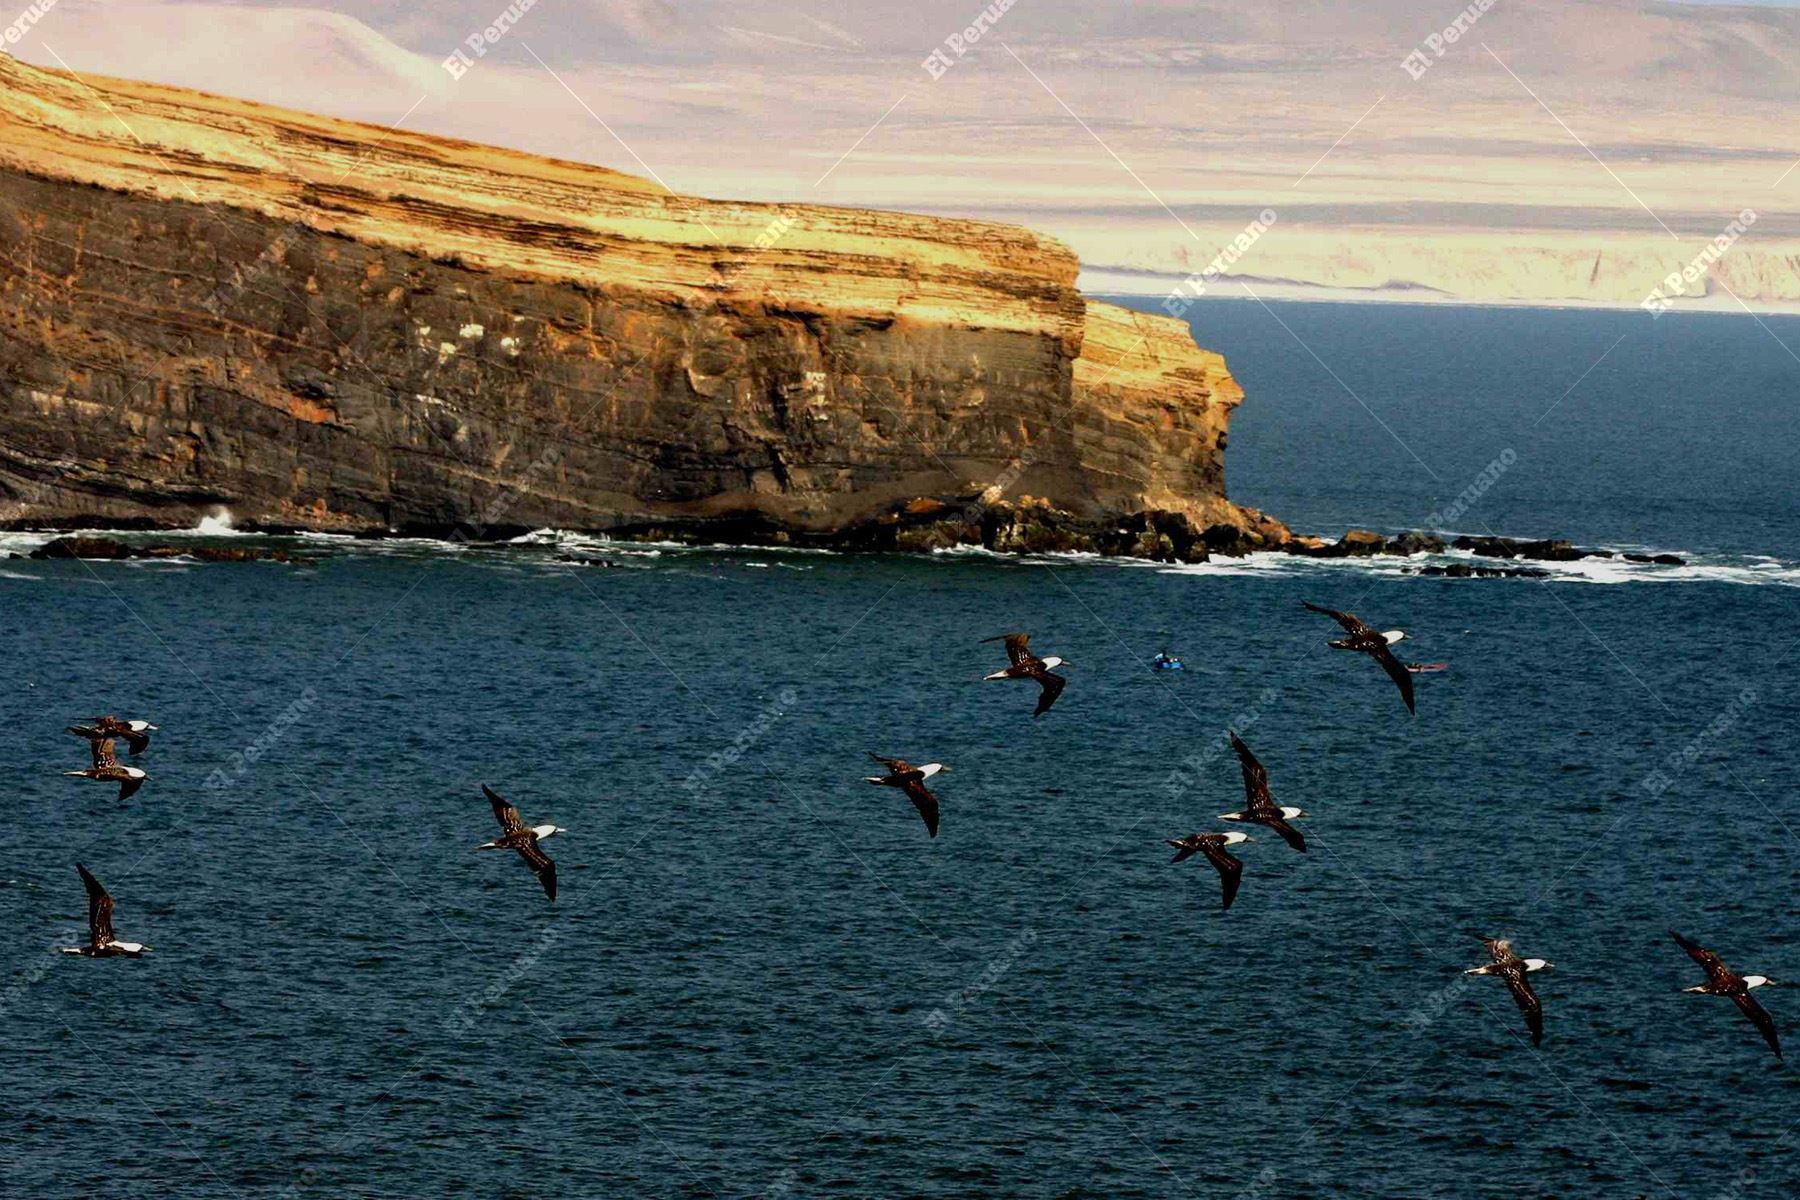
[23,536,314,564]
[10,497,1686,574]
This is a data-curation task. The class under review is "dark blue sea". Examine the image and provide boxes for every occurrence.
[3,300,1798,1199]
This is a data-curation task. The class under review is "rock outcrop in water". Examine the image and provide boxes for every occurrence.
[0,56,1283,549]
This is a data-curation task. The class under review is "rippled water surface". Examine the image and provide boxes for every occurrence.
[3,302,1797,1198]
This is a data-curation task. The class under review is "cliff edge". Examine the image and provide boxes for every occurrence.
[0,55,1281,543]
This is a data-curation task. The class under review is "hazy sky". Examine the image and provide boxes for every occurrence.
[10,1,1798,305]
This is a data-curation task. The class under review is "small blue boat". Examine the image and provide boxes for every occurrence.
[1152,652,1184,671]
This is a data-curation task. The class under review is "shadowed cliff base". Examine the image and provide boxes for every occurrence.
[0,56,1282,546]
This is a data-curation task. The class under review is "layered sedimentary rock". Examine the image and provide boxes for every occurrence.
[0,55,1280,541]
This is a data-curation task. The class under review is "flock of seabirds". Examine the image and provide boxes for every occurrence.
[57,602,1785,1060]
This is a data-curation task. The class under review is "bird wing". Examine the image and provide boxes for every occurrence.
[117,774,145,802]
[1229,731,1272,812]
[1733,992,1782,1060]
[67,724,103,742]
[483,785,526,835]
[1304,601,1374,637]
[1199,840,1244,911]
[1031,670,1066,717]
[868,753,918,779]
[1500,965,1545,1047]
[121,729,150,755]
[1485,938,1512,965]
[77,864,115,945]
[1167,838,1201,865]
[982,632,1032,666]
[1265,816,1306,853]
[1368,642,1417,714]
[902,779,940,838]
[514,837,557,901]
[90,738,119,770]
[1670,931,1731,984]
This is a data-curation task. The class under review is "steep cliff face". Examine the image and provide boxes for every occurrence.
[0,56,1277,540]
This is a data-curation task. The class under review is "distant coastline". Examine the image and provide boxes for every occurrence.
[1082,270,1800,319]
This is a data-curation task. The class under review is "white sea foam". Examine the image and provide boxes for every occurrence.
[194,508,248,536]
[1152,546,1800,588]
[511,528,835,557]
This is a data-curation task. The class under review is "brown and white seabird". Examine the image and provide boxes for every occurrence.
[864,753,948,838]
[63,735,147,800]
[1166,831,1252,910]
[1219,731,1306,852]
[981,632,1068,717]
[62,864,150,957]
[478,784,565,901]
[1303,601,1416,713]
[70,715,158,755]
[1672,930,1784,1060]
[1464,936,1551,1046]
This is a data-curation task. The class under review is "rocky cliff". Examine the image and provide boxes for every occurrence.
[0,55,1280,544]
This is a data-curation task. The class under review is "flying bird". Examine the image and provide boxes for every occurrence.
[1219,731,1306,852]
[981,632,1068,717]
[1166,832,1251,910]
[63,736,147,800]
[1464,936,1551,1047]
[1303,601,1416,713]
[62,864,150,957]
[70,715,158,755]
[1672,930,1783,1060]
[864,753,947,837]
[477,784,565,901]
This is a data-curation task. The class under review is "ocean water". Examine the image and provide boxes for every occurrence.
[1142,296,1800,559]
[3,301,1798,1199]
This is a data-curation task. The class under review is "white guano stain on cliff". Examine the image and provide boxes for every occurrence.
[459,323,485,339]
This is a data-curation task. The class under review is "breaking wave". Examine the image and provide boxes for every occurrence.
[0,525,1792,587]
